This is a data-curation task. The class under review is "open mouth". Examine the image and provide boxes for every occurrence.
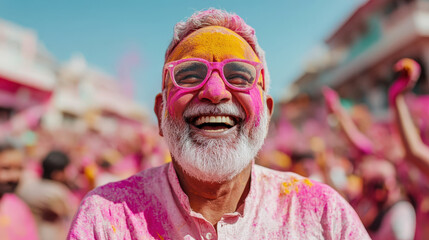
[189,115,238,132]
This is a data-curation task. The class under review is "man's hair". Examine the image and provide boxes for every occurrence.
[165,8,270,91]
[42,150,70,180]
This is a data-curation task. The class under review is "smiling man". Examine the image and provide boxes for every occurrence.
[68,9,369,239]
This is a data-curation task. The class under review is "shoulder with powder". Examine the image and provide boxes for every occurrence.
[253,164,319,196]
[253,165,352,219]
[253,165,370,239]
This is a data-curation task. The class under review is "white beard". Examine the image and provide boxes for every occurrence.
[161,93,269,183]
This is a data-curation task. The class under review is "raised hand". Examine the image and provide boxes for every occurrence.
[389,58,421,105]
[389,58,429,179]
[323,86,342,114]
[322,86,374,156]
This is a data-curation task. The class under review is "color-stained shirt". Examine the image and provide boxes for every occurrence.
[68,163,370,240]
[0,193,39,240]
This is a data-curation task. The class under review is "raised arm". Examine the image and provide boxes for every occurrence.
[322,87,374,156]
[389,58,429,177]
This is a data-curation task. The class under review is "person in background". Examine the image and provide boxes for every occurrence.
[360,158,416,240]
[0,140,38,240]
[18,150,78,240]
[389,58,429,178]
[389,58,429,240]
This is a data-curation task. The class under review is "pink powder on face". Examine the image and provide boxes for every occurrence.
[166,82,264,127]
[199,72,230,100]
[248,87,263,127]
[166,72,231,119]
[166,87,193,118]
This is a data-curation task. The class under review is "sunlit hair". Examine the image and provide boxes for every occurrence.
[165,8,270,91]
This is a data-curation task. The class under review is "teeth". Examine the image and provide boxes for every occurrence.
[194,115,235,126]
[205,129,226,132]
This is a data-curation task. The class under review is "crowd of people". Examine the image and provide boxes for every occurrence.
[258,58,428,239]
[0,124,169,239]
[0,8,428,240]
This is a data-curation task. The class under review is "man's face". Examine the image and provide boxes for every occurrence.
[155,26,273,182]
[0,149,23,195]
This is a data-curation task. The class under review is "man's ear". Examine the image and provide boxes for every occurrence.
[266,94,274,119]
[154,93,164,136]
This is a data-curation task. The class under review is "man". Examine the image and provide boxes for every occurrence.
[0,140,38,240]
[18,150,78,240]
[68,9,369,239]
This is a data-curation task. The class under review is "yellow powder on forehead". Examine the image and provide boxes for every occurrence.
[167,26,260,62]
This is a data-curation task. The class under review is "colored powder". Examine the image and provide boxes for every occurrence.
[249,87,264,126]
[281,178,313,195]
[167,27,259,63]
[303,178,313,188]
[164,26,265,120]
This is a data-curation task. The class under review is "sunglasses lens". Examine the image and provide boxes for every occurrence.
[173,61,208,87]
[223,61,257,89]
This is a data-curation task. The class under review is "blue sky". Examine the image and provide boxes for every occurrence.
[0,0,364,118]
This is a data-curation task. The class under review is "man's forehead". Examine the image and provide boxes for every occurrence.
[166,26,260,63]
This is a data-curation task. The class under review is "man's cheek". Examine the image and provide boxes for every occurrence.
[248,88,263,127]
[166,88,194,119]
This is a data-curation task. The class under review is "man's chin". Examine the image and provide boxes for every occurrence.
[171,133,254,183]
[175,157,251,183]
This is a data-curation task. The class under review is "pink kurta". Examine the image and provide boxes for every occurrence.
[68,163,369,239]
[0,193,39,240]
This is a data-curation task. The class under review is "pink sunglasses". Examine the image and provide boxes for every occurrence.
[163,58,264,91]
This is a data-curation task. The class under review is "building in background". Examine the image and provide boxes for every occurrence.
[48,55,148,136]
[0,19,56,125]
[282,0,429,121]
[0,18,148,139]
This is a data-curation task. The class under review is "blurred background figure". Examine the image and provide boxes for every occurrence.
[18,150,78,240]
[389,58,429,177]
[389,58,429,240]
[94,148,123,187]
[0,140,38,240]
[359,158,416,240]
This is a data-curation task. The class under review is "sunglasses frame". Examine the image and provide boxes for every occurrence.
[163,58,264,91]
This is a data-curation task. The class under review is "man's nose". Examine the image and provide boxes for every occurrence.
[198,71,232,104]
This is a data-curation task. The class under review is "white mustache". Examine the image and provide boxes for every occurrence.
[183,102,246,120]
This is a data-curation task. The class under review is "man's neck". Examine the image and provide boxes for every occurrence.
[173,161,252,226]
